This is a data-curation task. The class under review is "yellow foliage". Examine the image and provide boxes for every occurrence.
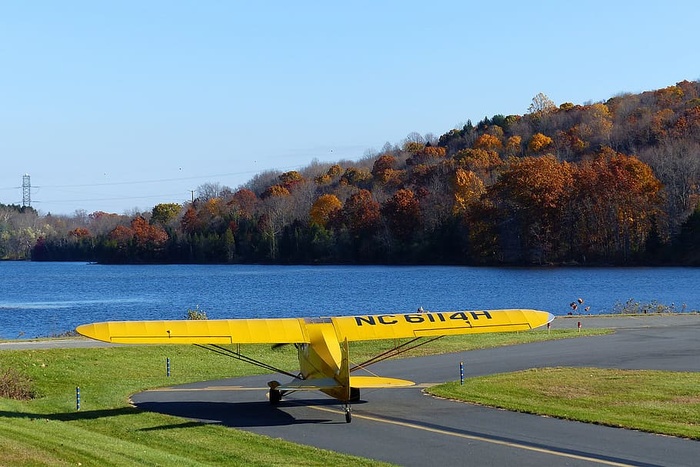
[310,194,342,227]
[528,133,553,153]
[453,168,486,214]
[473,134,503,152]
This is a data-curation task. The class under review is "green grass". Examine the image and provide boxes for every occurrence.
[0,329,605,466]
[428,367,700,440]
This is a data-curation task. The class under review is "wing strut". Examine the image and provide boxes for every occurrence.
[350,336,444,372]
[195,344,299,379]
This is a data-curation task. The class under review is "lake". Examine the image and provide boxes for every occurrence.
[1,262,698,339]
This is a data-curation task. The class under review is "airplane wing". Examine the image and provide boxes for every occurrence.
[76,309,553,345]
[331,309,554,341]
[76,318,310,345]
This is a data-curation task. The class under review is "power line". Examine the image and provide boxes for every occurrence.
[34,192,191,205]
[35,165,303,189]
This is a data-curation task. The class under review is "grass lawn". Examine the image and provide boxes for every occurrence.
[0,329,606,466]
[428,367,700,440]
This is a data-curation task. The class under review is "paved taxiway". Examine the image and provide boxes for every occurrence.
[127,315,700,466]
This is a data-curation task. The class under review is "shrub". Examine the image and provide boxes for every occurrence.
[611,299,685,314]
[185,305,208,320]
[0,367,35,400]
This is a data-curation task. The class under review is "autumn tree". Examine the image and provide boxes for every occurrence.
[341,189,381,237]
[527,133,553,153]
[453,168,486,214]
[504,135,522,157]
[381,188,422,242]
[131,216,169,249]
[339,167,372,188]
[528,93,556,114]
[372,154,397,179]
[315,164,344,185]
[278,171,305,191]
[151,203,181,226]
[261,184,291,199]
[407,146,447,166]
[229,188,259,218]
[473,133,503,152]
[570,149,663,261]
[180,206,201,235]
[310,194,342,228]
[453,148,502,183]
[490,155,574,263]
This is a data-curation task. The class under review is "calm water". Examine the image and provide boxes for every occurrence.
[1,262,699,339]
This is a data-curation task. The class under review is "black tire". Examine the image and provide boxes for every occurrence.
[345,409,352,423]
[269,388,282,404]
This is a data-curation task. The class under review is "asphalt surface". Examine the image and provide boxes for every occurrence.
[4,315,700,465]
[126,315,700,466]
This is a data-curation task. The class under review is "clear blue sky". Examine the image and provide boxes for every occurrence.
[1,1,698,215]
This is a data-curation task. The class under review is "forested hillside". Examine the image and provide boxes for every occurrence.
[3,80,700,265]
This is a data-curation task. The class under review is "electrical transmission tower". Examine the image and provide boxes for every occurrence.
[22,174,31,208]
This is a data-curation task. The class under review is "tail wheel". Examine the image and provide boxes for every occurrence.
[345,407,352,423]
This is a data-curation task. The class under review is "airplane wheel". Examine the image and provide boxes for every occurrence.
[345,408,352,423]
[269,388,282,404]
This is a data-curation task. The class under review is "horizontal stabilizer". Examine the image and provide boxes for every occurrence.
[350,376,414,388]
[276,376,414,391]
[278,377,340,391]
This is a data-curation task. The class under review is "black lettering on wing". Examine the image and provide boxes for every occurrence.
[355,316,376,326]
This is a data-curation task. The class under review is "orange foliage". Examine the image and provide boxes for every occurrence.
[672,105,700,138]
[279,171,304,190]
[108,225,134,243]
[381,188,421,241]
[372,154,396,177]
[69,227,91,238]
[342,189,380,235]
[422,146,447,158]
[314,174,332,185]
[453,148,502,179]
[473,133,503,152]
[131,216,169,247]
[527,133,553,153]
[340,168,372,187]
[310,194,342,227]
[556,128,588,155]
[654,85,684,108]
[381,168,406,187]
[229,189,259,218]
[495,155,574,211]
[327,164,343,177]
[571,149,663,257]
[453,168,486,214]
[261,184,291,198]
[180,206,201,234]
[402,141,425,154]
[651,108,675,141]
[504,136,522,156]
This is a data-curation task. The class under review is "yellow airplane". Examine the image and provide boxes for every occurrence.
[77,308,553,423]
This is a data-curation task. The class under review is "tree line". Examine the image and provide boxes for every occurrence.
[2,80,699,265]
